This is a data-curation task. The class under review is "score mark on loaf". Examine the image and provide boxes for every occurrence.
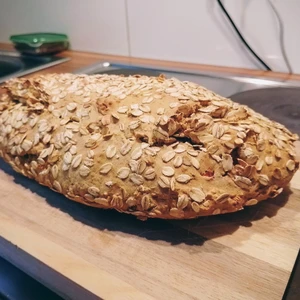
[0,74,299,219]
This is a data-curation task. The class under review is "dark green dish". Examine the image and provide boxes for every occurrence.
[10,33,69,55]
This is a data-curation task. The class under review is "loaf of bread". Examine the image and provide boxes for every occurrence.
[0,74,299,219]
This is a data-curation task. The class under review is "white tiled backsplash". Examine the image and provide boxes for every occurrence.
[0,0,299,73]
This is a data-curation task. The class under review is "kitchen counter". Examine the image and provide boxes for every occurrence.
[0,43,299,300]
[1,43,300,81]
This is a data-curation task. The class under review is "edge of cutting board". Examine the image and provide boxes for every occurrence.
[0,211,154,300]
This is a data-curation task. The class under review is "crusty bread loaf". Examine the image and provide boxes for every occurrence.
[0,73,299,219]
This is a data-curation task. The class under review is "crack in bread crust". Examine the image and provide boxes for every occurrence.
[0,74,299,220]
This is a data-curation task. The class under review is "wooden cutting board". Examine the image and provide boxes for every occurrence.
[0,143,299,300]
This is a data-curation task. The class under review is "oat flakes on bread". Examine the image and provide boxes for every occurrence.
[0,73,299,219]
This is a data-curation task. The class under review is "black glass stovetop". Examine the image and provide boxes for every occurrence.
[0,50,69,84]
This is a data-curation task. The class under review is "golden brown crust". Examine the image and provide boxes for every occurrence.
[0,74,299,219]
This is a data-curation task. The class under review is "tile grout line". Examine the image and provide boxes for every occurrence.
[124,0,132,57]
